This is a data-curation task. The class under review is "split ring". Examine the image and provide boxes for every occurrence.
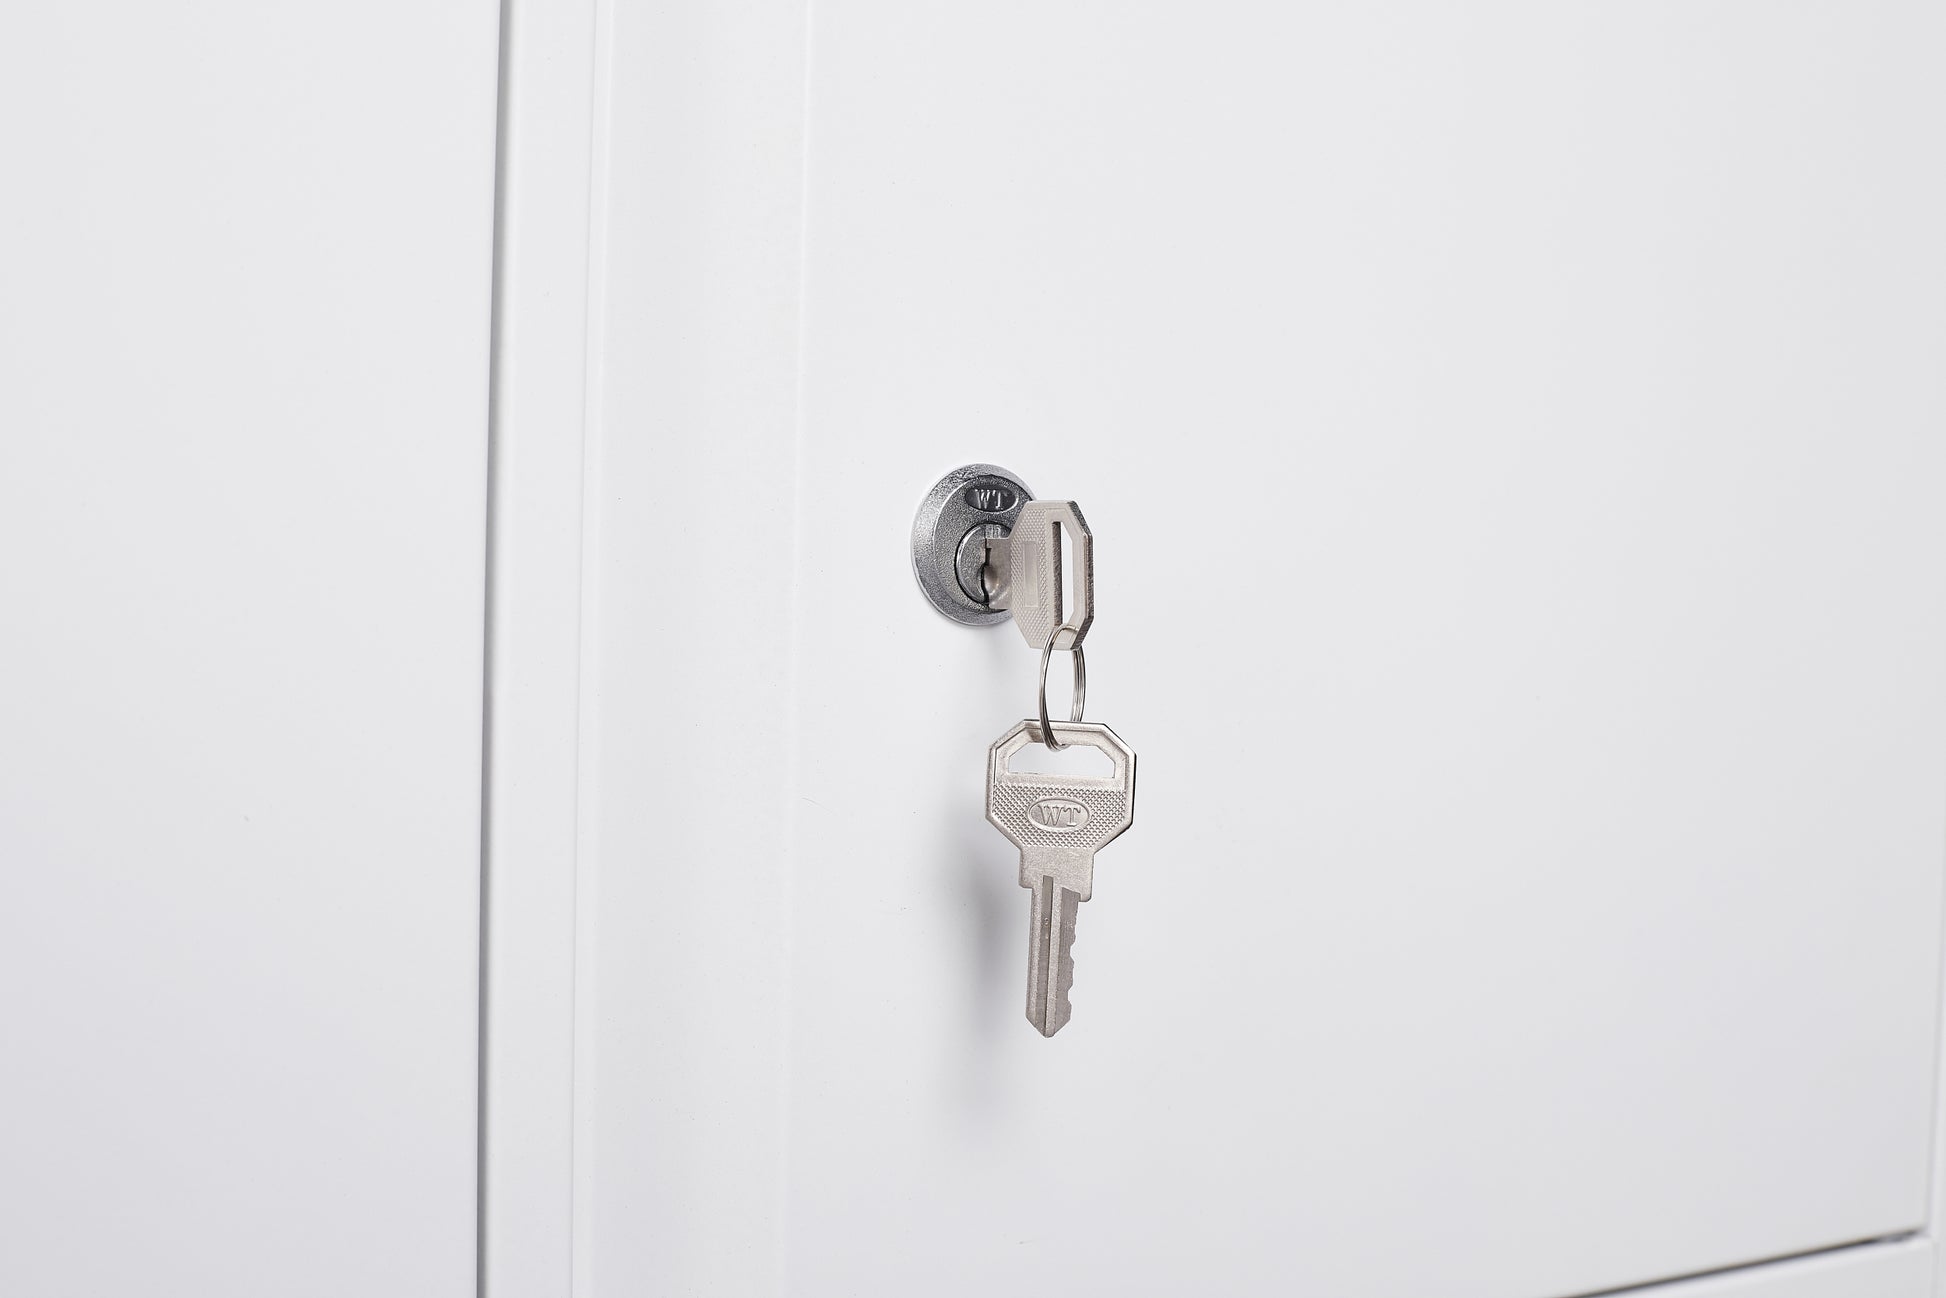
[1036,633,1087,750]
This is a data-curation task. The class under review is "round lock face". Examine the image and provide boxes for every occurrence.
[910,463,1033,625]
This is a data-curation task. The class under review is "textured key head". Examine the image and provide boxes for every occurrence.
[986,720,1136,853]
[1006,500,1093,652]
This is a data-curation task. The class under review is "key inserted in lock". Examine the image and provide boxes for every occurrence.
[916,463,1140,1037]
[910,464,1034,626]
[982,499,1093,651]
[911,464,1093,649]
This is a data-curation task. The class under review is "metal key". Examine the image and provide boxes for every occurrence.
[986,719,1137,1036]
[982,499,1093,652]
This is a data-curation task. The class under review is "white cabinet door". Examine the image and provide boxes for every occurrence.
[494,2,1946,1296]
[0,4,498,1295]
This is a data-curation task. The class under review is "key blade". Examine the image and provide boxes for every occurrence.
[1026,874,1080,1036]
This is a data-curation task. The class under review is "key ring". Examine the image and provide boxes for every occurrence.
[1036,629,1087,750]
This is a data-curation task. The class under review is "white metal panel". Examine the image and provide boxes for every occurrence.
[572,0,811,1292]
[480,0,603,1291]
[1654,1241,1931,1298]
[572,2,1946,1296]
[0,4,498,1295]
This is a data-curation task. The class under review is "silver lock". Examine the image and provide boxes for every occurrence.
[909,464,1034,626]
[911,465,1094,648]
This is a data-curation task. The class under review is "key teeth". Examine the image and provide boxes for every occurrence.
[1026,883,1080,1037]
[1049,897,1077,1036]
[1027,983,1072,1036]
[1044,970,1075,1037]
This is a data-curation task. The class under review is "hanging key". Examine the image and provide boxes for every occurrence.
[986,719,1137,1036]
[982,500,1093,651]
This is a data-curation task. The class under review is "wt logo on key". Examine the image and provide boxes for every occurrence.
[1028,797,1089,831]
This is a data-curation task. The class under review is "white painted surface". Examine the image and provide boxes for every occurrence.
[0,4,498,1295]
[570,2,1946,1297]
[480,0,603,1291]
[1663,1241,1930,1298]
[573,1,809,1292]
